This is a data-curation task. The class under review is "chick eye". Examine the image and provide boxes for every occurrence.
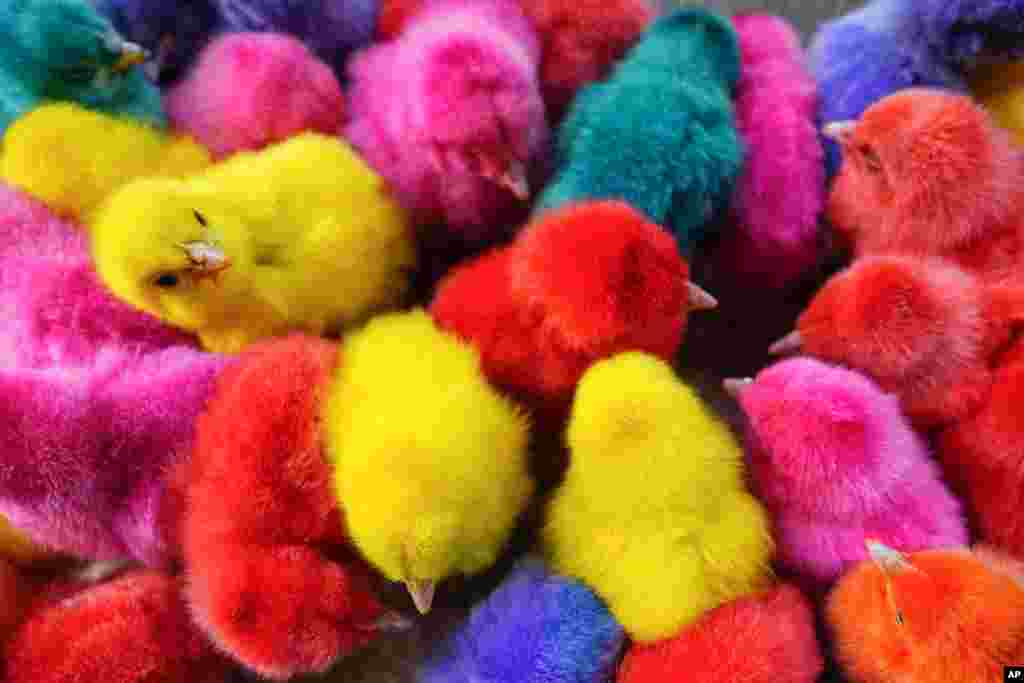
[860,145,883,174]
[153,273,180,288]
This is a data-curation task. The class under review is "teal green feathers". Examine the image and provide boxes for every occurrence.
[0,0,164,134]
[534,7,744,257]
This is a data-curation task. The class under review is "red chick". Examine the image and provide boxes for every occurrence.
[182,335,390,680]
[825,88,1024,283]
[430,200,714,434]
[5,569,230,683]
[617,584,824,683]
[770,255,1024,429]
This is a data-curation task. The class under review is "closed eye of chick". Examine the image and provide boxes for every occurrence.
[90,133,417,354]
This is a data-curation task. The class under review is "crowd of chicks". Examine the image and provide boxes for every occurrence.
[6,0,1024,682]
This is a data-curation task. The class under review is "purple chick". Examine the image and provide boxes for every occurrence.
[345,0,549,247]
[726,357,969,597]
[0,345,233,568]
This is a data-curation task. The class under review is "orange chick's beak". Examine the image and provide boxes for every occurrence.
[111,40,151,73]
[179,241,231,284]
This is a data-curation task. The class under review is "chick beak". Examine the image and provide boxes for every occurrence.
[112,40,151,73]
[823,120,856,144]
[768,330,802,356]
[687,282,718,311]
[404,579,436,615]
[180,241,231,282]
[356,611,415,633]
[722,377,753,399]
[865,539,911,573]
[476,153,530,201]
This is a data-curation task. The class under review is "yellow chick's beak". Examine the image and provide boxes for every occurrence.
[722,377,753,399]
[823,120,857,144]
[687,282,718,311]
[179,241,231,283]
[768,330,802,356]
[404,579,436,615]
[111,39,151,73]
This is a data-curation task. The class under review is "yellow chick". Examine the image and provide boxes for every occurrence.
[90,133,417,354]
[970,61,1024,145]
[325,309,533,614]
[542,352,774,642]
[0,102,211,222]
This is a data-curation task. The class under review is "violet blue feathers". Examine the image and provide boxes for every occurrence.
[533,7,743,257]
[417,558,625,683]
[732,358,969,594]
[345,0,548,245]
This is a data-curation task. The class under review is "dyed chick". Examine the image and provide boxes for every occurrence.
[807,0,967,177]
[938,347,1024,560]
[970,60,1024,146]
[769,255,1024,429]
[534,7,743,256]
[824,89,1024,283]
[543,352,774,642]
[184,335,392,679]
[326,310,533,616]
[0,103,211,223]
[165,32,346,160]
[90,132,416,354]
[617,584,824,683]
[345,0,548,243]
[728,358,968,595]
[828,542,1024,683]
[710,12,824,291]
[915,0,1024,66]
[5,570,231,683]
[430,201,712,431]
[417,557,625,683]
[0,0,164,133]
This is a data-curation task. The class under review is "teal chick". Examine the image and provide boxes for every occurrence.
[533,7,743,257]
[0,0,164,134]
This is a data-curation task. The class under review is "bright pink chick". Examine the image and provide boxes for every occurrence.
[166,32,346,160]
[730,357,968,595]
[346,0,549,243]
[712,13,824,291]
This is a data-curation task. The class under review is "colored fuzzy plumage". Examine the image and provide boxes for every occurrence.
[0,0,165,133]
[0,345,231,567]
[710,13,824,291]
[915,0,1024,65]
[165,32,346,160]
[430,201,696,430]
[0,103,211,223]
[418,558,625,683]
[733,358,968,594]
[617,584,824,683]
[534,8,743,257]
[90,133,415,354]
[326,310,533,612]
[346,0,548,243]
[5,569,230,683]
[184,335,387,679]
[828,544,1024,683]
[826,89,1024,283]
[543,352,774,643]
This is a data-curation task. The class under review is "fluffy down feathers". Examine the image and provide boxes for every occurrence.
[807,0,967,177]
[825,89,1024,283]
[0,345,231,566]
[543,352,774,642]
[828,544,1024,683]
[165,32,346,160]
[0,103,211,222]
[185,335,386,679]
[617,584,823,683]
[5,570,230,683]
[915,0,1024,65]
[430,201,695,429]
[734,358,968,594]
[418,558,625,683]
[534,8,743,256]
[346,0,548,242]
[90,133,416,354]
[970,60,1024,146]
[780,256,1004,428]
[710,13,824,290]
[0,0,165,132]
[325,310,533,609]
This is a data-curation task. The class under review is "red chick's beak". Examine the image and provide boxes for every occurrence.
[687,282,718,311]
